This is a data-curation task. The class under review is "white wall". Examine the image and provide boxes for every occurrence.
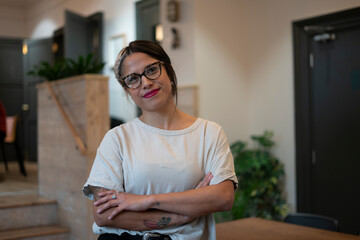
[194,0,360,211]
[160,0,195,86]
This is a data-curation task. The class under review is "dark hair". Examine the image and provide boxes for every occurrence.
[114,40,178,101]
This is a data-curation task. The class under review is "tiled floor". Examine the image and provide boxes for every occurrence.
[0,162,38,196]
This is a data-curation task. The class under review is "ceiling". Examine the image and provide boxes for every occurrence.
[0,0,42,9]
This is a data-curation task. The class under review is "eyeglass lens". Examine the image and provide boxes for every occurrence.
[124,62,161,89]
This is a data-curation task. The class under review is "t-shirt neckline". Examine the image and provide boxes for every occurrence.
[134,117,202,136]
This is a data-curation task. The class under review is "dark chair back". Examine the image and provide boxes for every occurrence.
[284,213,339,231]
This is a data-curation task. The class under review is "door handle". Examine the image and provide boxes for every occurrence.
[22,104,29,111]
[312,150,316,165]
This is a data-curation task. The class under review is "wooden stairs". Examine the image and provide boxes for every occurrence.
[0,194,70,240]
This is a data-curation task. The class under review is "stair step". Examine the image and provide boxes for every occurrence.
[0,225,70,240]
[0,194,57,231]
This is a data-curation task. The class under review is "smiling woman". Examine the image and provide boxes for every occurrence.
[82,40,238,240]
[119,52,174,116]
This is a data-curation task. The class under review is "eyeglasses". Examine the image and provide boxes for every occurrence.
[122,61,163,89]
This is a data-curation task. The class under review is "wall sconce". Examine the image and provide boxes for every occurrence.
[52,42,59,53]
[22,42,28,55]
[167,0,179,22]
[171,28,179,49]
[155,24,164,43]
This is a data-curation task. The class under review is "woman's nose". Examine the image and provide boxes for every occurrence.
[141,75,153,88]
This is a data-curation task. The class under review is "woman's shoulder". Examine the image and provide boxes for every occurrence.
[192,118,225,140]
[198,118,223,131]
[101,119,137,140]
[110,118,138,131]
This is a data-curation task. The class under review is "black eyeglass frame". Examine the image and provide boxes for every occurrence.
[121,61,164,89]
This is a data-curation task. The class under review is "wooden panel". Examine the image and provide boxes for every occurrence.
[216,218,359,240]
[85,75,109,156]
[37,74,108,240]
[0,225,69,240]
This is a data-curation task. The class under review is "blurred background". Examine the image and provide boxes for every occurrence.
[0,0,360,238]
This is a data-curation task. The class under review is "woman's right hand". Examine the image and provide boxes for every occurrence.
[195,172,213,189]
[181,172,213,223]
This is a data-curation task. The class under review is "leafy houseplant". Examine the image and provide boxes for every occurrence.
[28,53,105,81]
[215,131,288,222]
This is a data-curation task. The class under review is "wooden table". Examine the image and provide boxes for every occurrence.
[216,217,359,240]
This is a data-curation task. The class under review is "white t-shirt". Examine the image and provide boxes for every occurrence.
[83,118,238,240]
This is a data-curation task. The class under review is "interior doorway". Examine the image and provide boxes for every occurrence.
[135,0,160,117]
[136,0,160,42]
[294,7,360,235]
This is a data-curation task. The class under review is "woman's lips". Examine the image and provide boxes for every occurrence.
[143,89,160,98]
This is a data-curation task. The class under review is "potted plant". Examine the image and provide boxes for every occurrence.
[28,53,105,81]
[216,131,289,222]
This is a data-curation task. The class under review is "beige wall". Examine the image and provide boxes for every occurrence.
[194,0,360,211]
[0,4,26,38]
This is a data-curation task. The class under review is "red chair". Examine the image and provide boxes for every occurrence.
[0,116,27,176]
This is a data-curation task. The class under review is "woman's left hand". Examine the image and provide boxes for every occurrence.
[94,191,155,220]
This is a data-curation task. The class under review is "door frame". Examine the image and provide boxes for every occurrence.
[23,37,53,162]
[136,0,159,41]
[293,7,360,212]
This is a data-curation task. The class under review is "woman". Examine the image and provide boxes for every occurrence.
[83,40,238,240]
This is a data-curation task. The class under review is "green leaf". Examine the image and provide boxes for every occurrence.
[27,53,105,81]
[221,130,289,223]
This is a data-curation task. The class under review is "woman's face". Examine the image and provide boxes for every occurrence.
[121,52,174,113]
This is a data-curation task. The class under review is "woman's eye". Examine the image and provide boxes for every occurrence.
[127,75,139,84]
[146,66,159,74]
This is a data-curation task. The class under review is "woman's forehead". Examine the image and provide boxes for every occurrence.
[122,52,158,74]
[123,53,157,67]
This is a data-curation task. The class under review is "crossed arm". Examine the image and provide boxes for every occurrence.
[92,187,190,231]
[92,173,235,231]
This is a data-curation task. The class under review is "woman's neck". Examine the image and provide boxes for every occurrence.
[139,108,197,130]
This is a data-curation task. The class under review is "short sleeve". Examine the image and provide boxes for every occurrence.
[204,123,238,189]
[82,129,125,200]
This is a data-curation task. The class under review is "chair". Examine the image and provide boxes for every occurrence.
[0,116,27,176]
[284,213,339,232]
[110,117,124,129]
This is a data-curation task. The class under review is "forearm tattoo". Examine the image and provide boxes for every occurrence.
[158,217,172,227]
[143,217,172,229]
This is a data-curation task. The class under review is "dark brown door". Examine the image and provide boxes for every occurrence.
[0,38,24,161]
[136,0,160,42]
[65,10,103,61]
[23,38,53,162]
[294,7,360,235]
[0,38,23,116]
[311,25,360,235]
